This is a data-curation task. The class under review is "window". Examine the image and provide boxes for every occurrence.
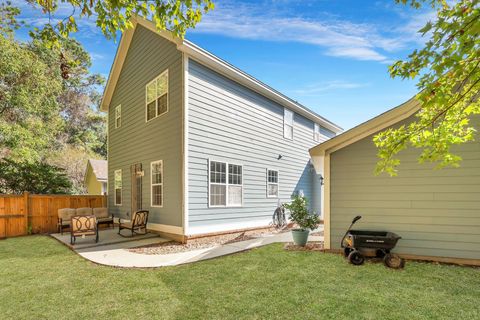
[267,169,279,198]
[146,70,168,122]
[284,108,293,139]
[101,182,107,195]
[151,160,163,207]
[114,169,122,205]
[209,161,243,207]
[115,105,121,128]
[313,123,320,142]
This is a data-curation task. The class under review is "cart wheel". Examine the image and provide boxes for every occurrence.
[383,253,405,269]
[343,247,353,258]
[348,250,365,266]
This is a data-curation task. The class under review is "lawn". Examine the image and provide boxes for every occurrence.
[0,236,479,320]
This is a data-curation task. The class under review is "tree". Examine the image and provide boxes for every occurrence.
[0,158,72,194]
[375,0,480,176]
[0,33,63,162]
[26,0,214,47]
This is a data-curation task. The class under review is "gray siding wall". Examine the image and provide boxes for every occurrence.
[108,25,184,227]
[330,116,480,260]
[187,59,335,231]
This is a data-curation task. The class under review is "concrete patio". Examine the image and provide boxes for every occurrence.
[50,226,324,268]
[51,228,167,250]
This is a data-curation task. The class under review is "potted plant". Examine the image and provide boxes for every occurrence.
[284,195,320,246]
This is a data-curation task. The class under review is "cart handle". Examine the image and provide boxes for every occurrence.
[340,215,362,248]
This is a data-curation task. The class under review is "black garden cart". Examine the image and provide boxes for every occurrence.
[340,216,405,269]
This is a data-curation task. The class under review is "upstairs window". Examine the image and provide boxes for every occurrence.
[209,161,243,207]
[313,123,321,142]
[114,169,122,205]
[115,105,121,129]
[151,160,163,207]
[146,70,168,122]
[284,108,293,139]
[267,169,279,198]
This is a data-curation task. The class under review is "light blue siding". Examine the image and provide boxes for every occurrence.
[107,25,183,227]
[187,59,334,232]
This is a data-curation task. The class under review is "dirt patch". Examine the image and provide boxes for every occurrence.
[283,242,324,252]
[128,229,287,255]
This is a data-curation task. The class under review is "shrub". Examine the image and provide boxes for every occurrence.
[284,195,320,231]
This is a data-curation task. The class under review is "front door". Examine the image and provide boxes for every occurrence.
[131,163,143,213]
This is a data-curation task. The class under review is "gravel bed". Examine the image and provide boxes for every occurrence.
[128,228,288,255]
[310,230,324,236]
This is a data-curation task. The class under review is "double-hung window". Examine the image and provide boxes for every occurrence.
[151,160,163,207]
[114,169,122,205]
[267,169,279,198]
[284,108,293,139]
[209,161,243,207]
[313,123,320,142]
[115,105,121,128]
[146,70,168,122]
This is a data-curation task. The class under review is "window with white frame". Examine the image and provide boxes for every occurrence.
[313,123,321,142]
[284,108,293,139]
[114,169,122,205]
[267,169,279,197]
[209,161,243,207]
[151,160,163,207]
[115,105,121,128]
[146,70,168,122]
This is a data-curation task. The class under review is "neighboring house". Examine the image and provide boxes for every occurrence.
[85,159,108,195]
[310,98,480,265]
[101,17,342,241]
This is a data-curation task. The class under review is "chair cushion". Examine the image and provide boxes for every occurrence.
[76,207,93,216]
[93,207,109,218]
[58,208,76,221]
[97,217,113,223]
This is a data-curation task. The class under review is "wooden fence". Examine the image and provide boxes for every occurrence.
[0,193,107,238]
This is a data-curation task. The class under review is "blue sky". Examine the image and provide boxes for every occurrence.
[16,0,435,130]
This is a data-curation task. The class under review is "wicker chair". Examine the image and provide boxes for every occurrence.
[118,210,149,237]
[70,215,98,245]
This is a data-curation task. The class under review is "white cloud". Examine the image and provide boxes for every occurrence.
[191,1,434,62]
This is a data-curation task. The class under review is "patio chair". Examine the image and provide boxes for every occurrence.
[118,210,149,237]
[92,207,114,229]
[57,208,76,234]
[76,207,93,216]
[70,215,98,245]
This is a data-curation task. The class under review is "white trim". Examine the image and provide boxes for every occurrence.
[147,222,183,235]
[115,105,121,129]
[100,17,343,134]
[114,169,122,206]
[208,159,244,208]
[150,160,164,208]
[187,218,272,236]
[182,54,190,235]
[266,168,279,198]
[145,69,169,123]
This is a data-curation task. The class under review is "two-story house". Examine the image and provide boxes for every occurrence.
[101,17,342,242]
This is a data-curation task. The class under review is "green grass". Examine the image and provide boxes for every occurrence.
[0,236,479,319]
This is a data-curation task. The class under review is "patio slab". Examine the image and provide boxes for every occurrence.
[51,228,166,250]
[58,226,324,268]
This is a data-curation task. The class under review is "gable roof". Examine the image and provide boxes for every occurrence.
[86,159,108,182]
[309,97,421,161]
[100,17,343,134]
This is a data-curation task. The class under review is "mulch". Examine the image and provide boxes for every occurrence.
[283,242,324,252]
